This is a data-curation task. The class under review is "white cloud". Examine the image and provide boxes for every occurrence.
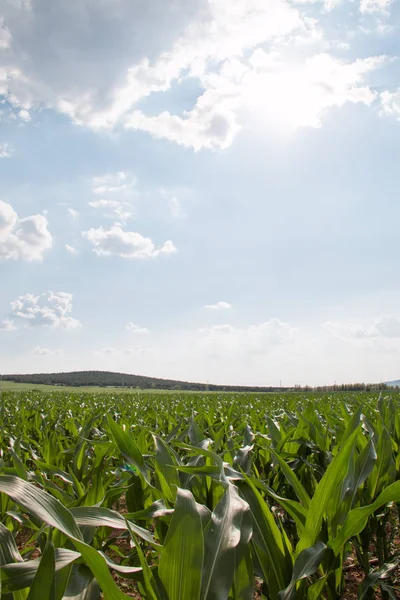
[4,0,31,9]
[380,90,400,120]
[126,322,149,334]
[92,172,135,195]
[0,18,11,49]
[65,244,78,255]
[125,107,240,151]
[0,0,389,149]
[8,291,81,329]
[32,346,62,356]
[0,319,16,331]
[125,52,384,147]
[205,301,232,310]
[89,199,134,222]
[18,108,31,121]
[294,0,344,10]
[83,223,177,258]
[324,315,400,341]
[0,143,13,158]
[45,0,304,131]
[0,200,52,261]
[198,318,295,356]
[371,316,400,338]
[68,208,80,219]
[360,0,392,14]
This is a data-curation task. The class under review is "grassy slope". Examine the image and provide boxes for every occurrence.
[0,381,150,393]
[0,381,252,394]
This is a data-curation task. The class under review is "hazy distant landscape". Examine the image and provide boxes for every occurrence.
[1,370,394,392]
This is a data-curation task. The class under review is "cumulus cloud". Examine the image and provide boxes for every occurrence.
[68,208,80,219]
[92,172,135,195]
[89,199,134,222]
[18,108,30,121]
[83,223,176,258]
[360,0,392,13]
[324,315,400,341]
[205,301,232,310]
[32,346,62,356]
[0,200,52,261]
[0,0,388,149]
[0,143,13,158]
[198,318,295,356]
[88,173,135,221]
[65,244,78,255]
[7,291,81,329]
[125,107,240,151]
[0,18,11,49]
[380,90,400,120]
[126,322,149,334]
[125,52,385,147]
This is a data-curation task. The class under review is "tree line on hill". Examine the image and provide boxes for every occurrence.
[0,371,389,393]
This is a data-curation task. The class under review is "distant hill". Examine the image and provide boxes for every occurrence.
[386,380,400,387]
[0,370,285,393]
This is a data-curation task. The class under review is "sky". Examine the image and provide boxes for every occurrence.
[1,0,400,387]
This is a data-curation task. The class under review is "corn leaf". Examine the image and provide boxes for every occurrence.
[159,488,204,600]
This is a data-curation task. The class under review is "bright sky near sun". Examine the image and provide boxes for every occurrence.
[1,0,400,386]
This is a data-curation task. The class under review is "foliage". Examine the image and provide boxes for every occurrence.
[0,389,399,599]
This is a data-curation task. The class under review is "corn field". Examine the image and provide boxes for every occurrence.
[0,390,400,599]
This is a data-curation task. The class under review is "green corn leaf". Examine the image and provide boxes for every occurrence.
[296,426,360,554]
[0,476,130,600]
[329,480,400,555]
[278,541,327,600]
[99,553,143,576]
[153,435,180,497]
[352,439,377,502]
[34,461,74,485]
[357,560,399,599]
[26,535,56,600]
[70,506,157,546]
[239,478,292,597]
[367,428,394,500]
[307,574,329,599]
[0,522,23,565]
[1,548,80,593]
[269,448,311,509]
[159,488,204,600]
[260,484,307,534]
[125,525,160,600]
[341,406,363,444]
[106,416,150,485]
[125,499,174,520]
[200,484,251,600]
[230,544,254,600]
[63,565,101,600]
[0,475,83,541]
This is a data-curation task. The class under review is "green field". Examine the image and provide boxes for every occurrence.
[0,389,399,599]
[0,380,148,393]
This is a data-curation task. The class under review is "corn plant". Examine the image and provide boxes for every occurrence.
[0,389,399,599]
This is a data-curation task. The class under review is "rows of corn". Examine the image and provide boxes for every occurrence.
[0,390,400,599]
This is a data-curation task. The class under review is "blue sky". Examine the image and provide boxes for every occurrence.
[1,0,400,386]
